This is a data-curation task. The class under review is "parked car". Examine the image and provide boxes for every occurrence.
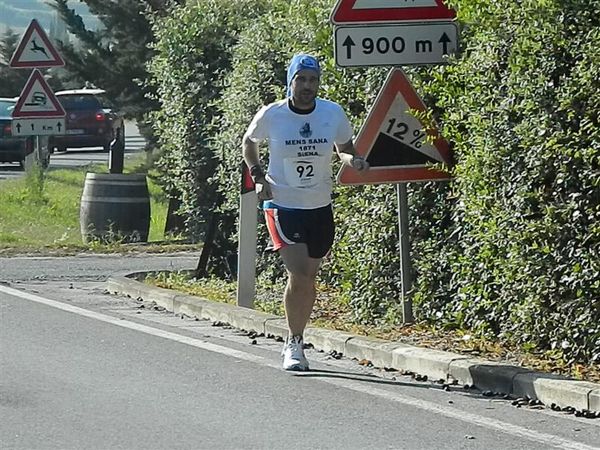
[49,89,125,153]
[0,97,50,169]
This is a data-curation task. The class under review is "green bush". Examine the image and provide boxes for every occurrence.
[148,0,271,242]
[151,0,599,364]
[411,0,600,364]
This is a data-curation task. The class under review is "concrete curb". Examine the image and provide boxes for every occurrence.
[107,273,600,414]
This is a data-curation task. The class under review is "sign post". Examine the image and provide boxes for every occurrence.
[9,19,66,168]
[337,68,452,324]
[333,1,457,323]
[397,183,414,323]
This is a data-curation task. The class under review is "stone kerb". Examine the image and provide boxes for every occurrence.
[512,373,599,411]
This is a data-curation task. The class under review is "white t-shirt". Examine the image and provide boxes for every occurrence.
[244,98,354,209]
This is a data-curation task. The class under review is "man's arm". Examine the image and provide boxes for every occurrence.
[242,134,273,200]
[335,139,369,172]
[242,135,262,173]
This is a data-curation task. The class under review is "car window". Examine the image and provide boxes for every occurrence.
[96,95,116,109]
[0,100,16,116]
[57,95,102,110]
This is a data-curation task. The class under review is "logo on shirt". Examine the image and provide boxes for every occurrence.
[299,122,312,138]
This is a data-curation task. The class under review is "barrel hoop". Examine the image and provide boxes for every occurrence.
[81,196,151,203]
[84,181,147,187]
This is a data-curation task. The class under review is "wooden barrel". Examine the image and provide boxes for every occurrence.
[80,173,150,243]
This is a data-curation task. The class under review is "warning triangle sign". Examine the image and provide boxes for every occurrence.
[338,68,452,185]
[331,0,456,24]
[9,19,65,68]
[12,69,66,118]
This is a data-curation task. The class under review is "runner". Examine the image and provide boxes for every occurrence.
[242,53,369,371]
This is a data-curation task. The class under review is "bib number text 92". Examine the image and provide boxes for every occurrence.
[296,163,314,179]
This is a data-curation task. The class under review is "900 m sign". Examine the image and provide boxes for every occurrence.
[335,22,459,67]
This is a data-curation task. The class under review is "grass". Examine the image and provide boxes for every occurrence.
[148,270,600,383]
[0,154,173,253]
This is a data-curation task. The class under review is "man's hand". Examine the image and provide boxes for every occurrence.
[255,176,273,201]
[335,140,369,173]
[351,155,370,172]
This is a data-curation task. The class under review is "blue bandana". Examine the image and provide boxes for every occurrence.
[286,54,320,97]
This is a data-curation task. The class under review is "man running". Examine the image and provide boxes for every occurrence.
[242,53,369,371]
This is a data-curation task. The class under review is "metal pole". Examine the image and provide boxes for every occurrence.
[35,135,41,163]
[397,183,414,323]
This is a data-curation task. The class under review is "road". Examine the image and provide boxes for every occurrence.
[0,121,145,181]
[1,255,599,450]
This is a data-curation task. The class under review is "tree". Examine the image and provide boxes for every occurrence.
[48,0,171,144]
[0,29,30,97]
[147,0,272,275]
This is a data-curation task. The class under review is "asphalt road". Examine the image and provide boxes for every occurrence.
[1,255,599,450]
[0,121,145,181]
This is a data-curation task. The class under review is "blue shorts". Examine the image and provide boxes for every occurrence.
[263,202,334,259]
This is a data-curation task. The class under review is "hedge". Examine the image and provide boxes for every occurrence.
[149,0,599,365]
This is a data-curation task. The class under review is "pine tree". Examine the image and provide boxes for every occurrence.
[49,11,69,46]
[48,0,171,141]
[0,29,31,97]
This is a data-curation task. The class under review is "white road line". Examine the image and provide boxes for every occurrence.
[1,284,597,450]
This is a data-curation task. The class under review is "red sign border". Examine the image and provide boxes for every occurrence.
[12,69,66,118]
[9,19,65,68]
[331,0,456,24]
[338,68,452,185]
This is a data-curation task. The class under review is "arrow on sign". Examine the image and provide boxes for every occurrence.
[343,35,356,59]
[57,122,62,132]
[439,32,451,54]
[16,123,22,133]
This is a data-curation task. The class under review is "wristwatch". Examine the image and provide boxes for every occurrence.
[249,165,266,181]
[351,155,365,167]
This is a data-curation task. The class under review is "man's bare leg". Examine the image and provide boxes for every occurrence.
[279,244,322,336]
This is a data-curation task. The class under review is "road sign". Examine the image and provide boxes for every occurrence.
[331,0,456,24]
[338,68,451,185]
[13,69,66,118]
[335,22,458,67]
[9,19,65,68]
[11,117,66,136]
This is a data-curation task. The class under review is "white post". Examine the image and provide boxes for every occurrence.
[236,163,258,309]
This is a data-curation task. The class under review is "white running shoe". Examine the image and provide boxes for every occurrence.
[282,335,309,371]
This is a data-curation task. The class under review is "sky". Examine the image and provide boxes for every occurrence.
[0,0,98,35]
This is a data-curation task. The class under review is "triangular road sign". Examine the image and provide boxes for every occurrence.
[13,69,66,118]
[331,0,456,24]
[9,19,65,68]
[338,68,452,185]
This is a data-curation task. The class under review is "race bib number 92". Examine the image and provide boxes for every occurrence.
[283,156,325,188]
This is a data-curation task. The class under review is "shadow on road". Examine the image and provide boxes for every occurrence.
[291,368,433,389]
